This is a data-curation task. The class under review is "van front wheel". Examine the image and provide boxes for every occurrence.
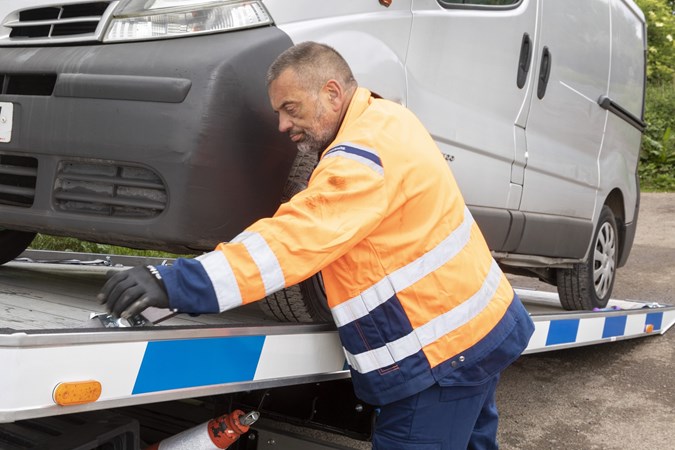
[260,273,332,323]
[557,206,618,310]
[259,150,332,323]
[0,229,36,265]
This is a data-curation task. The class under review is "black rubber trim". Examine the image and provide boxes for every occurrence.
[516,32,532,89]
[469,206,512,252]
[437,0,523,11]
[468,206,593,259]
[515,212,593,259]
[618,173,640,268]
[536,46,551,100]
[598,95,646,132]
[54,73,192,103]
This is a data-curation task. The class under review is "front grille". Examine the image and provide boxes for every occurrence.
[0,154,38,207]
[1,74,57,96]
[2,2,115,45]
[54,161,167,218]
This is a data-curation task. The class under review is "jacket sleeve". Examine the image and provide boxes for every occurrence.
[156,143,388,314]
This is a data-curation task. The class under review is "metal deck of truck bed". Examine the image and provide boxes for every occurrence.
[0,255,280,331]
[1,251,673,423]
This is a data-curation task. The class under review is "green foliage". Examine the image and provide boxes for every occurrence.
[29,234,186,258]
[640,84,675,191]
[635,0,675,84]
[635,0,675,191]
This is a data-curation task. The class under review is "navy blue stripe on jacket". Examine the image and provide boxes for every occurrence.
[156,260,220,314]
[324,144,383,172]
[347,293,533,405]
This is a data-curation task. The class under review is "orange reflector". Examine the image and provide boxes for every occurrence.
[53,381,102,406]
[645,324,654,333]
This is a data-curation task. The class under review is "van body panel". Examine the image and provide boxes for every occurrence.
[406,0,537,221]
[0,0,645,280]
[608,0,647,121]
[268,0,412,105]
[520,0,610,225]
[601,0,646,227]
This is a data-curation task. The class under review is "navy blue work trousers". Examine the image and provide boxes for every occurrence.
[372,374,500,450]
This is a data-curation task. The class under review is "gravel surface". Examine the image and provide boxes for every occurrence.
[498,192,675,450]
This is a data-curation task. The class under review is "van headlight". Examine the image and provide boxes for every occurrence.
[103,0,272,42]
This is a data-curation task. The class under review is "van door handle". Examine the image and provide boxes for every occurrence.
[516,33,532,89]
[537,46,552,99]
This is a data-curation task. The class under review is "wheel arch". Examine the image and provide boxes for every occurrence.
[603,188,631,267]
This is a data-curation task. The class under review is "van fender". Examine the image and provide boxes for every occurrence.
[276,27,408,105]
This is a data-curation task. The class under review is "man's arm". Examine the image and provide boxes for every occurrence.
[99,144,387,318]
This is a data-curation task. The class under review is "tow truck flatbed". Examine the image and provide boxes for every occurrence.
[1,251,674,424]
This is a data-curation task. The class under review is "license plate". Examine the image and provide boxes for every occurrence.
[0,102,14,143]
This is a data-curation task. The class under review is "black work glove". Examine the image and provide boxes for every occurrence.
[97,266,170,319]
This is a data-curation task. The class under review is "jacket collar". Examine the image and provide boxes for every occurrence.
[321,87,372,159]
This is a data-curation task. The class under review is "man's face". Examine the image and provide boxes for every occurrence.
[268,68,340,154]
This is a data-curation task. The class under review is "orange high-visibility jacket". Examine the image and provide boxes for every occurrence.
[157,88,534,405]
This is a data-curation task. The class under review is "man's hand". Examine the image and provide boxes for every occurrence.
[97,266,170,319]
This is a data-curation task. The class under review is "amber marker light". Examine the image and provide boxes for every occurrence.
[53,381,102,406]
[645,324,655,333]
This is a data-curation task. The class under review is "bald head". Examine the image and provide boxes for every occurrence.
[266,42,357,94]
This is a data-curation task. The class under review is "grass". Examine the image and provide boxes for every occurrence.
[29,234,188,259]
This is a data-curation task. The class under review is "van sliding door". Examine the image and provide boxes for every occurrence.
[406,0,538,251]
[517,0,611,258]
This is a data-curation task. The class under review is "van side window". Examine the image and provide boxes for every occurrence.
[439,0,520,6]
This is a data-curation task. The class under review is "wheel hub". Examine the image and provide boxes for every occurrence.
[593,222,616,299]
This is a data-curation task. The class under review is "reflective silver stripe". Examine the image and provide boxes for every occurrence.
[345,345,395,374]
[323,143,384,176]
[332,280,396,328]
[196,250,243,312]
[232,231,286,295]
[331,207,474,327]
[345,260,504,374]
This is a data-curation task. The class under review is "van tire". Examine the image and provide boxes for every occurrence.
[260,274,332,323]
[0,230,37,265]
[557,206,618,310]
[259,150,333,323]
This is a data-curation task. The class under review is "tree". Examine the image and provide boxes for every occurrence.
[636,0,675,84]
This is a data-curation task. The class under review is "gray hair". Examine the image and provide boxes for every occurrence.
[266,41,357,92]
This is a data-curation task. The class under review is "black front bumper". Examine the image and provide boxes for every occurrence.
[0,26,296,252]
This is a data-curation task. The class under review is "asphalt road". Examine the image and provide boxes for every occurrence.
[498,192,675,450]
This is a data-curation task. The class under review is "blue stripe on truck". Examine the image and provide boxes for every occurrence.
[546,319,580,346]
[602,315,627,338]
[542,311,664,349]
[132,335,266,394]
[647,312,663,331]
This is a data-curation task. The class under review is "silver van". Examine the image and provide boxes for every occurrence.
[0,0,646,320]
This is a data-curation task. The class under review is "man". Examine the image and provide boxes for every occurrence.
[99,42,534,449]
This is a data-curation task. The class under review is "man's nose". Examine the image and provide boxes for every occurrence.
[278,114,292,133]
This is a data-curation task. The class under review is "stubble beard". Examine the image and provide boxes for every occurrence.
[295,102,339,156]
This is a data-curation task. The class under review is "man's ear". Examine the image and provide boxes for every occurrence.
[323,79,344,111]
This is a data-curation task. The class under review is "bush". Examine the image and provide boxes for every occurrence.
[640,83,675,191]
[634,0,675,191]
